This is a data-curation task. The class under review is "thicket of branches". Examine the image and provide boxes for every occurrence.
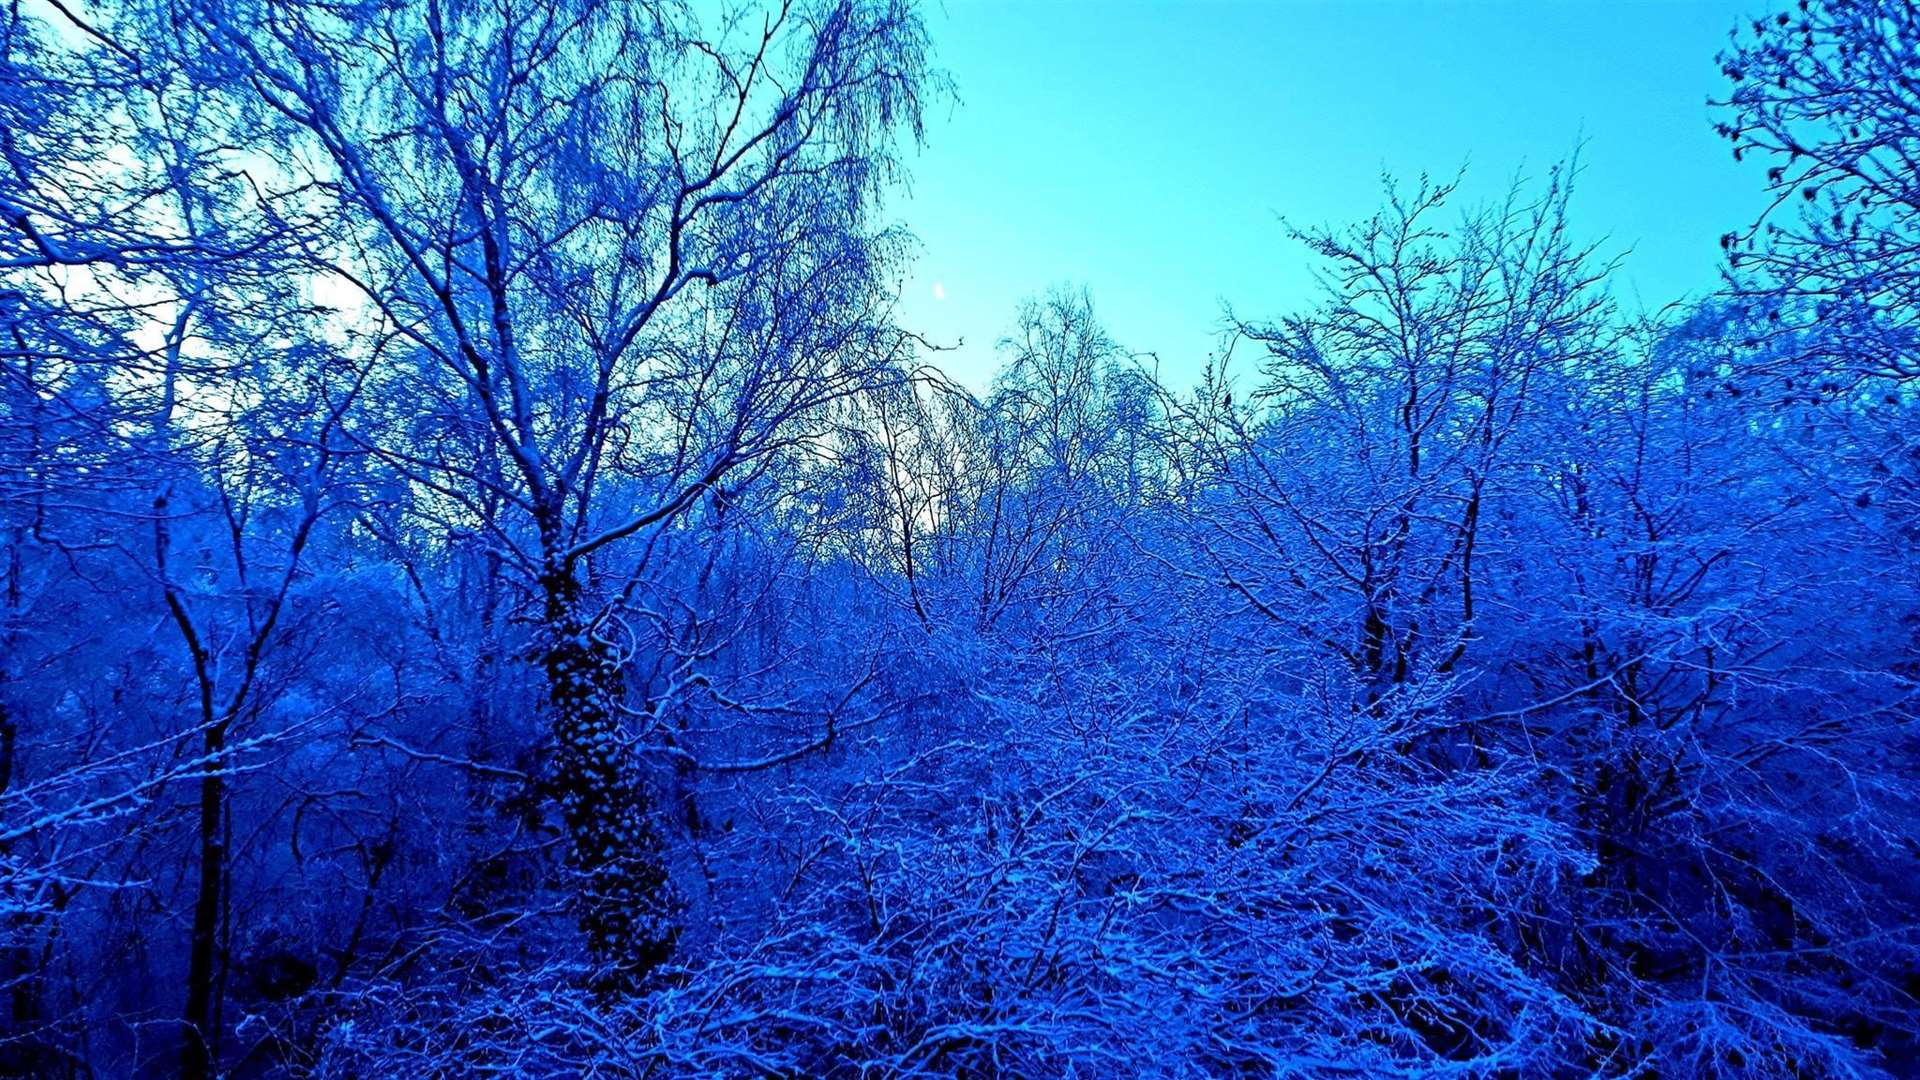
[1,0,1916,1076]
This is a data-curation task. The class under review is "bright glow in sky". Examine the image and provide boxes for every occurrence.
[890,0,1765,390]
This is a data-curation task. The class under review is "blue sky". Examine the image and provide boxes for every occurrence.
[889,0,1767,390]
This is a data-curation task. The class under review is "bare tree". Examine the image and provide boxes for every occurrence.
[160,0,932,987]
[1718,0,1920,386]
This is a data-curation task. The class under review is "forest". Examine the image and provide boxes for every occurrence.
[1,0,1917,1075]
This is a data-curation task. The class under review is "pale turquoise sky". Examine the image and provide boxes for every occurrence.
[889,0,1768,390]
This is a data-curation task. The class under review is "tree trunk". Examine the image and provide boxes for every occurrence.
[181,720,226,1080]
[539,564,679,991]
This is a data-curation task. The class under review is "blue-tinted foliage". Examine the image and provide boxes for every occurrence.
[0,1,1916,1077]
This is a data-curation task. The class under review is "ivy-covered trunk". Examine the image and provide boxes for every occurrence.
[538,562,679,990]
